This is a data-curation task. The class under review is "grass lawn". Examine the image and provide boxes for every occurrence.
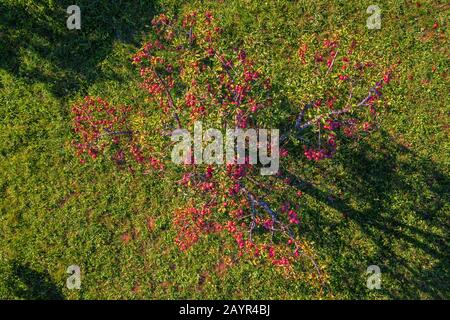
[0,0,448,299]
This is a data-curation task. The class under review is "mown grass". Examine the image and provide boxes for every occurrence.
[0,0,448,299]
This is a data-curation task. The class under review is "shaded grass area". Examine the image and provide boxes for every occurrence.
[0,0,155,97]
[297,130,449,299]
[0,0,449,299]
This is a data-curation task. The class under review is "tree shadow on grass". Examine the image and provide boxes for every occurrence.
[2,262,64,300]
[283,130,449,298]
[0,0,158,98]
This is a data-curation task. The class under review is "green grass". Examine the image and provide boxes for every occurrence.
[0,0,449,299]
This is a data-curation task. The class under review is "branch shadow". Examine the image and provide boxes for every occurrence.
[283,130,449,298]
[2,262,64,300]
